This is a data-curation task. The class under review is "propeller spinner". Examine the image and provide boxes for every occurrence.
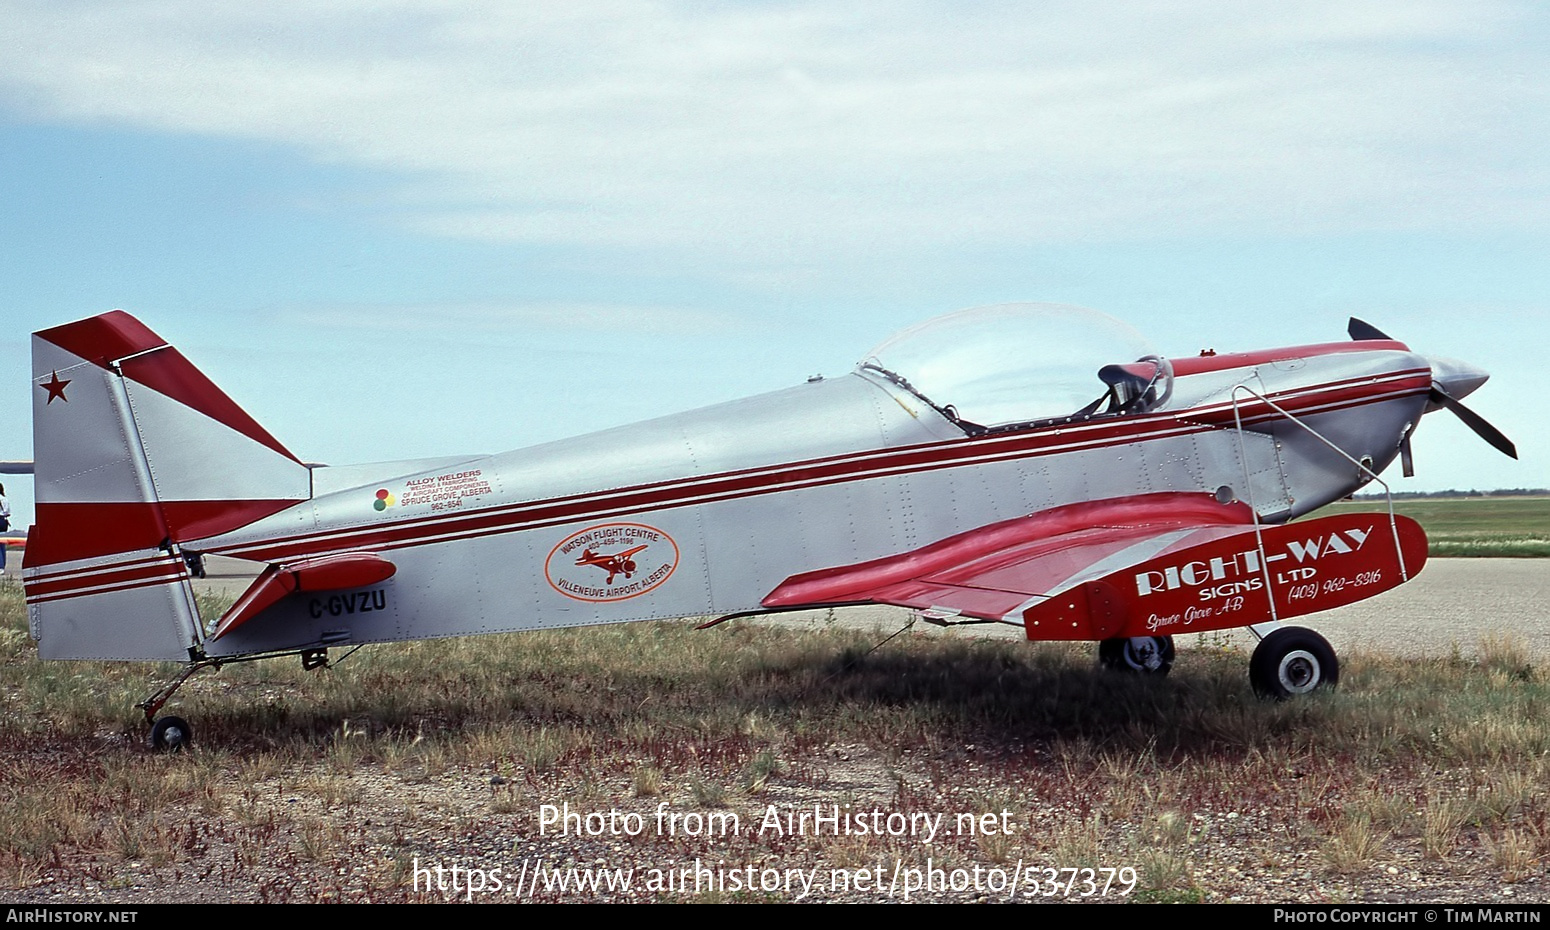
[1348,317,1517,474]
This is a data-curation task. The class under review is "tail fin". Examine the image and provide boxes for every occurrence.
[24,311,309,659]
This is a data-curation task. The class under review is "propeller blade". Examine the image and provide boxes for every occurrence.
[1429,385,1518,459]
[1348,318,1392,341]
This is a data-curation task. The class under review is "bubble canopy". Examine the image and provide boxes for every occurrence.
[857,303,1168,429]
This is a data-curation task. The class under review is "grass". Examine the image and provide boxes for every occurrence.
[2,578,1548,902]
[1321,496,1550,557]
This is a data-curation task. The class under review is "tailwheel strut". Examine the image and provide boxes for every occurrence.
[137,657,226,726]
[134,647,351,751]
[137,657,225,753]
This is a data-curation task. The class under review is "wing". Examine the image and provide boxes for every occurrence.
[761,492,1427,641]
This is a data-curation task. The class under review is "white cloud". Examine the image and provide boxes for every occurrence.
[3,0,1547,260]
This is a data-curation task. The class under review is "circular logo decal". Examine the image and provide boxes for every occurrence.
[545,523,679,602]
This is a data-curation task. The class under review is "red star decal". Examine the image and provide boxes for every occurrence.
[40,371,71,404]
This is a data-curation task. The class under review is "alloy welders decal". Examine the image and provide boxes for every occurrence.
[401,469,492,512]
[373,469,494,515]
[545,523,679,602]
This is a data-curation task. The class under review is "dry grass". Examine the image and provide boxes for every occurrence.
[1,579,1547,902]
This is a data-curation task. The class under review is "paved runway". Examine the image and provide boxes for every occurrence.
[1287,558,1548,660]
[5,555,1545,660]
[760,559,1550,660]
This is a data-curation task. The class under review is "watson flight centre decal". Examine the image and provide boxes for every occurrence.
[545,523,680,602]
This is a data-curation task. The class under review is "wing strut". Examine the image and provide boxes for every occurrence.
[1228,383,1411,635]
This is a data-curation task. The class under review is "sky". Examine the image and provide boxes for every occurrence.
[2,1,1546,528]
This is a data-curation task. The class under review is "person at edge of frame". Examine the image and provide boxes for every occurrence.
[0,483,10,574]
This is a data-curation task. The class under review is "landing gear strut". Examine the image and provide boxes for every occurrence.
[135,647,343,752]
[138,658,223,752]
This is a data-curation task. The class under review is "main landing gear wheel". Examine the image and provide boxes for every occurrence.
[150,716,192,753]
[1250,627,1338,700]
[1098,636,1175,675]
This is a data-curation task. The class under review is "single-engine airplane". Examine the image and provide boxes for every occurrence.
[22,304,1514,750]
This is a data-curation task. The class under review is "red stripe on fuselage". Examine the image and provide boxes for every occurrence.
[1183,370,1432,426]
[219,420,1208,561]
[287,368,1428,556]
[212,371,1430,563]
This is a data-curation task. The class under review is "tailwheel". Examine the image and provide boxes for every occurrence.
[1250,627,1338,699]
[150,716,192,753]
[1098,636,1174,675]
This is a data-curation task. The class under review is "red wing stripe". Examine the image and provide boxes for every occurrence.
[762,496,1262,618]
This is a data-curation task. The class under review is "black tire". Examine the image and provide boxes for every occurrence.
[1098,636,1175,675]
[150,715,192,753]
[1250,627,1338,699]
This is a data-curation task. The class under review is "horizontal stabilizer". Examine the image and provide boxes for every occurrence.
[214,553,397,639]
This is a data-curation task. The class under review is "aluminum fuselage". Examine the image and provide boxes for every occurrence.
[194,339,1431,658]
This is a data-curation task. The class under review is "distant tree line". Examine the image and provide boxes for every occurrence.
[1351,488,1549,501]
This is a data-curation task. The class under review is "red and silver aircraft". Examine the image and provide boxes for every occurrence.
[22,305,1513,749]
